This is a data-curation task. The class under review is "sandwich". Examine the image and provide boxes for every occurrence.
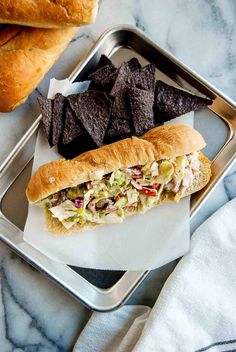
[26,124,211,235]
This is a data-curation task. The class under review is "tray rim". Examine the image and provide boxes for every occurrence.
[0,25,236,312]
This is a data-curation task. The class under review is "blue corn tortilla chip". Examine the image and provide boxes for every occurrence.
[105,118,133,142]
[110,62,133,97]
[111,93,131,120]
[133,63,156,92]
[154,80,213,121]
[110,63,134,120]
[58,134,97,159]
[89,64,117,85]
[100,70,118,89]
[89,57,140,93]
[97,54,115,70]
[88,55,117,91]
[51,93,66,146]
[127,57,141,72]
[88,80,103,91]
[67,91,112,147]
[88,65,118,91]
[62,104,84,145]
[89,65,115,84]
[38,95,53,147]
[129,87,155,136]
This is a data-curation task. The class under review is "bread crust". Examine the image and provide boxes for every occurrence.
[0,0,98,28]
[44,152,211,235]
[141,124,206,159]
[0,25,78,112]
[26,125,208,204]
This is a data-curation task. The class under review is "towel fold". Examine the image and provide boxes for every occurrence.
[74,197,236,352]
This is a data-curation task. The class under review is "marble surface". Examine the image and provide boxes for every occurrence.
[0,0,236,350]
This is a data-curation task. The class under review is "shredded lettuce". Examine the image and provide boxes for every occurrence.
[127,189,139,204]
[36,198,52,208]
[83,190,94,209]
[40,153,200,228]
[49,200,78,221]
[89,169,104,181]
[114,197,127,208]
[109,171,115,185]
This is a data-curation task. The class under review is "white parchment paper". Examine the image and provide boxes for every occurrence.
[23,79,193,270]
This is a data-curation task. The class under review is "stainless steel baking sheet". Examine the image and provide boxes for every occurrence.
[0,26,235,311]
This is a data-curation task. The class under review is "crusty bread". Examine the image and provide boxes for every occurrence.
[0,0,98,28]
[0,25,78,112]
[44,152,211,235]
[26,125,208,204]
[141,124,206,159]
[26,137,157,203]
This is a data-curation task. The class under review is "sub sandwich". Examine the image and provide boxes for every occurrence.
[26,125,211,235]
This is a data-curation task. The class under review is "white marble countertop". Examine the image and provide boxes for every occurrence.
[0,1,236,350]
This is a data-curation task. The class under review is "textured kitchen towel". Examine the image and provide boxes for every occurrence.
[74,197,236,352]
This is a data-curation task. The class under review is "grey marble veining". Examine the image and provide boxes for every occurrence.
[0,245,92,351]
[0,1,236,351]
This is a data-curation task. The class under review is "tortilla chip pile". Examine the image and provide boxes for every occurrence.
[38,55,213,159]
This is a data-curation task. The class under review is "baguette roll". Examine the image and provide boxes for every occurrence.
[26,125,211,235]
[0,25,78,112]
[27,137,157,204]
[0,0,98,28]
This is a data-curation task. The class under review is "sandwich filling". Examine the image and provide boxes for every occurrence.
[37,153,200,229]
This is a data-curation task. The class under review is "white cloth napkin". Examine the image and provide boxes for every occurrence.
[74,197,236,352]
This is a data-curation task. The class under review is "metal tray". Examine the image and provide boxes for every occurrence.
[0,25,236,312]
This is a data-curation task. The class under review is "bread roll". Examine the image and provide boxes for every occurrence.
[26,137,157,203]
[26,125,207,203]
[0,0,98,28]
[0,25,78,112]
